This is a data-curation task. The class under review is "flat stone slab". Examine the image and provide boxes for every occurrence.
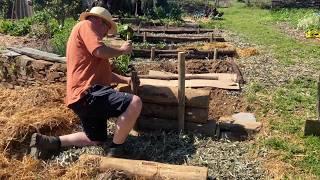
[219,112,262,133]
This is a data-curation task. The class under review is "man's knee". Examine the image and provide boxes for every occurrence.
[130,95,142,112]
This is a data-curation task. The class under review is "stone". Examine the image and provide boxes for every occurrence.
[31,60,53,70]
[47,72,61,81]
[232,112,256,122]
[50,63,67,72]
[16,55,34,76]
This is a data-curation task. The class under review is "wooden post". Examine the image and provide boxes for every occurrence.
[213,48,218,60]
[143,32,147,42]
[210,33,214,43]
[150,47,155,61]
[317,75,320,120]
[178,52,186,131]
[137,24,141,34]
[197,27,200,34]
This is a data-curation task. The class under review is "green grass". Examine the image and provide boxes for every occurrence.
[201,3,320,66]
[199,1,320,177]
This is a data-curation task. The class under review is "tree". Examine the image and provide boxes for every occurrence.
[33,0,82,26]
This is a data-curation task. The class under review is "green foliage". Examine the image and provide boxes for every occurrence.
[0,0,11,18]
[297,13,320,31]
[117,24,134,40]
[51,19,76,56]
[113,55,131,74]
[271,8,317,28]
[244,0,271,8]
[33,0,82,26]
[0,18,32,36]
[30,11,60,38]
[153,2,182,20]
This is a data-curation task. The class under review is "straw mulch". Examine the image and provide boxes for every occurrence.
[0,84,77,154]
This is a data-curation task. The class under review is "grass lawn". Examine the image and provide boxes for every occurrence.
[202,1,320,178]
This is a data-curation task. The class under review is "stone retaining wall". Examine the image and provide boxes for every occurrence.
[0,54,66,88]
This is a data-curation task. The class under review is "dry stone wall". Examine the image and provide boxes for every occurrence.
[0,52,66,89]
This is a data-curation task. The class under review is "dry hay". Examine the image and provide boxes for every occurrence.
[177,42,234,51]
[236,47,259,58]
[0,84,77,154]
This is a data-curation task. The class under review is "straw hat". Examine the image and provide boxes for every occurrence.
[80,7,117,36]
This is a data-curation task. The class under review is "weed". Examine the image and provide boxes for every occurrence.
[113,55,131,75]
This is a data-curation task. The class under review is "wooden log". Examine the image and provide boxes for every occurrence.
[8,47,66,63]
[134,34,225,43]
[132,27,215,34]
[141,103,208,123]
[150,47,155,61]
[80,155,208,180]
[178,52,186,130]
[139,74,218,80]
[140,79,240,90]
[148,70,237,82]
[132,48,236,59]
[118,85,210,108]
[138,116,217,136]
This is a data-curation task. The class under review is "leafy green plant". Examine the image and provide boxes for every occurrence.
[33,0,82,26]
[0,18,32,36]
[51,19,76,56]
[297,13,320,31]
[113,55,131,74]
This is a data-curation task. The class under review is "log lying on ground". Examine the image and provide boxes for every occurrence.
[148,70,237,82]
[8,47,66,63]
[132,27,215,34]
[142,103,208,123]
[140,79,240,90]
[134,34,225,43]
[80,155,208,180]
[118,85,210,108]
[139,74,218,80]
[138,116,218,136]
[132,48,236,59]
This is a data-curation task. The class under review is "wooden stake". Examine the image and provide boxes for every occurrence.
[150,47,155,61]
[210,33,214,43]
[178,52,186,131]
[213,48,218,60]
[137,24,141,34]
[143,32,147,42]
[197,27,200,34]
[317,75,320,120]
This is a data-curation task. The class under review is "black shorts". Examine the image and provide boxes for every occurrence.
[69,84,133,142]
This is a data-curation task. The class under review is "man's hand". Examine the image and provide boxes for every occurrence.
[120,41,133,55]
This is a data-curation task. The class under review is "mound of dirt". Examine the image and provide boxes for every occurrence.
[236,47,259,58]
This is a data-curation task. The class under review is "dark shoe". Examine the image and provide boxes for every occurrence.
[103,142,125,158]
[29,133,61,159]
[106,147,125,158]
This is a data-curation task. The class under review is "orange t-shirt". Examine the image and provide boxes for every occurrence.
[65,20,112,106]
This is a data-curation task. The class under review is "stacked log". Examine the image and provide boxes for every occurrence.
[133,33,225,43]
[132,48,236,59]
[118,85,211,124]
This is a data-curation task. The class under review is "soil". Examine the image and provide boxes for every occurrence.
[0,34,46,50]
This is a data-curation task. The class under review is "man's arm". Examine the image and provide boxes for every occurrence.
[93,41,132,59]
[112,72,130,84]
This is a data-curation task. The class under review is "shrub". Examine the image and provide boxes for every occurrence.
[51,19,76,56]
[113,55,131,75]
[33,0,82,26]
[0,18,32,36]
[297,13,320,31]
[30,11,59,38]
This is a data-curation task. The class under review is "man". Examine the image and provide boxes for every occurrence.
[30,7,142,158]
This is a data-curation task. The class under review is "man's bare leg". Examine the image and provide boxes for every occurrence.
[59,132,101,147]
[113,95,142,144]
[58,95,142,147]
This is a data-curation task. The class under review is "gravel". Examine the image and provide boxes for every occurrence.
[53,121,266,179]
